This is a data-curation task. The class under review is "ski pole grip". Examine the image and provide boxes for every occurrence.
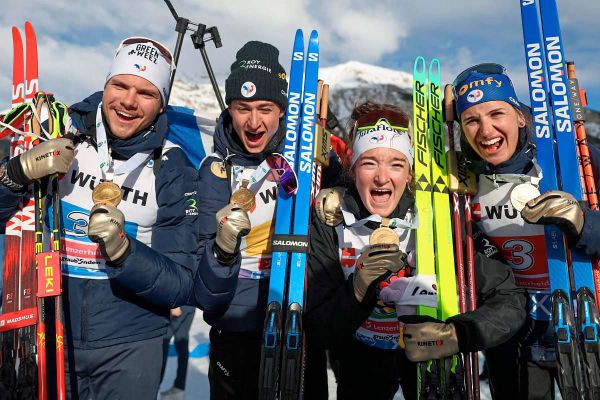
[321,85,329,120]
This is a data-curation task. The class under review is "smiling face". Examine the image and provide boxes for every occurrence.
[102,74,163,139]
[352,147,412,218]
[460,100,526,166]
[229,100,284,154]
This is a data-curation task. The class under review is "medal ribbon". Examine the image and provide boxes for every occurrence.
[95,102,152,180]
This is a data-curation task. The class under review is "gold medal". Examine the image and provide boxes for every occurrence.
[92,181,122,207]
[230,179,255,212]
[369,217,400,246]
[210,161,227,179]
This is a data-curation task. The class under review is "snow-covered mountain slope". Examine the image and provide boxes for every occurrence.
[169,60,600,144]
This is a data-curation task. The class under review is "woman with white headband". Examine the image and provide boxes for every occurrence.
[305,101,525,399]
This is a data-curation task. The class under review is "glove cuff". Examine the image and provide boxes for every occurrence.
[213,242,238,266]
[3,157,29,188]
[110,239,132,266]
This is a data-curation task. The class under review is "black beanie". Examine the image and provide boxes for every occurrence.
[225,41,288,109]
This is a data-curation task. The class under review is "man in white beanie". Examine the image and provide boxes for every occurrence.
[0,37,204,398]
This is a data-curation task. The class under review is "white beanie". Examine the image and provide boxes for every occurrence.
[106,37,174,106]
[350,118,414,168]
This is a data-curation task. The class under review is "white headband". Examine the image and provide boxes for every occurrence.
[106,37,174,106]
[350,118,414,168]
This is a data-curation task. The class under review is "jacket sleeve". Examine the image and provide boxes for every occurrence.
[106,148,198,308]
[575,143,600,256]
[0,182,23,225]
[448,226,527,353]
[192,157,241,314]
[305,211,375,350]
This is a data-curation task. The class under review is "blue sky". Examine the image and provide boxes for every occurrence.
[1,0,599,111]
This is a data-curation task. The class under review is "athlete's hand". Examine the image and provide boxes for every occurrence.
[214,203,251,263]
[315,187,344,226]
[7,137,74,185]
[88,204,130,263]
[521,190,584,242]
[400,321,459,362]
[353,244,407,303]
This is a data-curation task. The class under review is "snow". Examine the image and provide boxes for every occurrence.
[319,61,412,91]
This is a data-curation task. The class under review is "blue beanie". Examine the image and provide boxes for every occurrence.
[454,69,520,117]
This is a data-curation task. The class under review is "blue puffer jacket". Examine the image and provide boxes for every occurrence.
[0,92,199,349]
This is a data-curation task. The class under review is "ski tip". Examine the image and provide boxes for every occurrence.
[309,30,319,41]
[294,29,304,41]
[413,56,426,72]
[11,26,21,38]
[429,58,441,75]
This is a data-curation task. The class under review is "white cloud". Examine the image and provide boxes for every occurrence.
[0,0,598,109]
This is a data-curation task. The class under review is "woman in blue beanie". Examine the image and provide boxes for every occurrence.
[452,63,600,399]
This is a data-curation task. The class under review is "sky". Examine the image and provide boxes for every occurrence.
[1,0,599,111]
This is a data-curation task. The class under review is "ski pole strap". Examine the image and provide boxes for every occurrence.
[271,234,309,253]
[482,159,543,187]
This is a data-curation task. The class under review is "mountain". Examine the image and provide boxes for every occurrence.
[170,60,600,146]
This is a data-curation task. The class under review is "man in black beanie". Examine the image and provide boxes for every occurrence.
[223,41,288,154]
[194,39,339,399]
[193,40,288,399]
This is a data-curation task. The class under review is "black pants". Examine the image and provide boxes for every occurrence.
[208,329,262,400]
[160,305,196,390]
[208,328,329,400]
[335,338,417,400]
[485,337,558,400]
[65,336,163,400]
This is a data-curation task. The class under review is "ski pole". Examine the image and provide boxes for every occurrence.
[163,0,225,110]
[163,0,188,101]
[444,84,479,399]
[566,61,600,399]
[190,24,225,111]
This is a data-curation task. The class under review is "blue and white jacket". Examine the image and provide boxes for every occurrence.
[0,92,198,349]
[196,109,342,332]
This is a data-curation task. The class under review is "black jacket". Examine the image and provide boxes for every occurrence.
[305,187,527,353]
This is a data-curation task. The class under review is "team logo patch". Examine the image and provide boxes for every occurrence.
[241,81,256,98]
[467,89,483,103]
[369,134,385,144]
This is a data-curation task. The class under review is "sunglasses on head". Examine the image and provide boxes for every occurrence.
[452,63,507,89]
[266,153,298,196]
[118,36,174,66]
[351,110,409,141]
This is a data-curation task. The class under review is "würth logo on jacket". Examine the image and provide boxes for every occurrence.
[472,203,518,221]
[70,170,149,206]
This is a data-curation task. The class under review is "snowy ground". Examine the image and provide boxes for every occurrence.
[159,311,493,400]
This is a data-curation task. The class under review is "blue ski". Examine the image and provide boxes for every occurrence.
[521,0,600,398]
[259,29,306,400]
[259,29,321,400]
[280,29,319,400]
